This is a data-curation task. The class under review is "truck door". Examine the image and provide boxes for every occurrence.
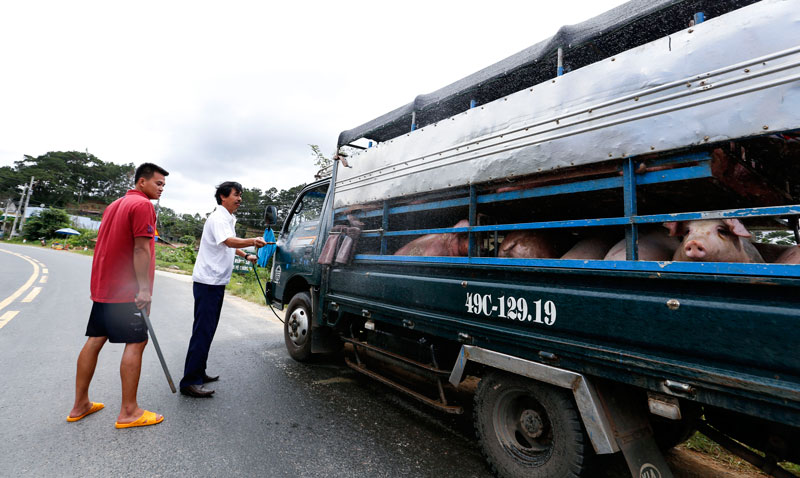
[271,182,329,305]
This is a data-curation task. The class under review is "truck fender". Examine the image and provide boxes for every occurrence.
[449,345,619,455]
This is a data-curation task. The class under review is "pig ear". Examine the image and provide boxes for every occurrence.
[663,221,682,236]
[724,219,751,237]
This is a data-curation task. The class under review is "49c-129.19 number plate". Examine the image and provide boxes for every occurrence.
[465,292,557,325]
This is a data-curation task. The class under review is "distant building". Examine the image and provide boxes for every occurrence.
[24,207,102,231]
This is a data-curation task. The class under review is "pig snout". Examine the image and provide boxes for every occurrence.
[682,240,707,259]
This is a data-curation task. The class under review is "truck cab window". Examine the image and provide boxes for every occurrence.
[285,185,328,235]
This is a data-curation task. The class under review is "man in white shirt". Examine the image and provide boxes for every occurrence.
[179,181,267,398]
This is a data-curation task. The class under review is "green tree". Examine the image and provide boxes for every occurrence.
[10,151,134,208]
[309,144,332,170]
[22,208,71,240]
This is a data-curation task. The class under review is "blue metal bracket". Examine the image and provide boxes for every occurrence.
[623,157,638,260]
[380,201,389,255]
[469,185,477,257]
[694,12,705,25]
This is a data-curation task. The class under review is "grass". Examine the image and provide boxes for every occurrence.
[226,266,271,306]
[683,431,800,476]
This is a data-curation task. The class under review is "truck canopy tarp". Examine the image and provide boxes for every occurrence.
[337,0,759,148]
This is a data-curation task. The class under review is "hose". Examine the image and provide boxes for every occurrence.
[250,259,284,323]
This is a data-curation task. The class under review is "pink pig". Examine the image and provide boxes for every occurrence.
[561,235,619,260]
[394,220,469,256]
[775,245,800,264]
[603,228,681,261]
[664,219,764,263]
[498,230,560,258]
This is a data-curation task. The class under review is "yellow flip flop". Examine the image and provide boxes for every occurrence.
[66,402,105,422]
[115,410,164,429]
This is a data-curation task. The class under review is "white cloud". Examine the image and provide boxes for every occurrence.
[0,0,626,214]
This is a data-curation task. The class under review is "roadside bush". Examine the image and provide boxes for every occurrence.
[179,234,196,247]
[155,244,196,264]
[22,208,70,240]
[71,228,98,249]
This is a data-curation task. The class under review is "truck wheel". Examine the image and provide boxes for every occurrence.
[474,371,592,478]
[284,292,312,361]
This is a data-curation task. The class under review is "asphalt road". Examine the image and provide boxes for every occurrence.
[0,243,494,478]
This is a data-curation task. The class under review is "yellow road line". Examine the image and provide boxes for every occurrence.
[0,249,40,312]
[0,311,20,329]
[22,287,42,303]
[40,275,48,284]
[43,268,49,274]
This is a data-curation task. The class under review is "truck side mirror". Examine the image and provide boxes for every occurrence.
[264,205,278,226]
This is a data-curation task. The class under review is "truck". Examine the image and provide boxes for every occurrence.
[265,1,800,477]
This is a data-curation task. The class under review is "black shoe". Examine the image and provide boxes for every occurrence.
[202,373,219,383]
[180,384,215,398]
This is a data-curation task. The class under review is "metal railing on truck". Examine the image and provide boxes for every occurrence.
[336,150,800,279]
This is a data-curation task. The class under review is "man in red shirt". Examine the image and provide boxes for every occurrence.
[67,163,169,429]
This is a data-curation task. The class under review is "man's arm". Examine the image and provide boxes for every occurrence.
[223,236,267,264]
[133,236,152,311]
[222,237,267,249]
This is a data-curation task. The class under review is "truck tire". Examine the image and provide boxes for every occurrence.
[284,292,312,361]
[474,371,592,478]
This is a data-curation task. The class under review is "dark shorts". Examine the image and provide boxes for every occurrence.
[86,302,148,343]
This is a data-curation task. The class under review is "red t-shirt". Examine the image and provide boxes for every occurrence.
[90,190,156,303]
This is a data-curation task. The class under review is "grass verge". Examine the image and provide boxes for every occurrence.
[683,431,800,476]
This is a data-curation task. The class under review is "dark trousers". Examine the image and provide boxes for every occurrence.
[180,282,226,388]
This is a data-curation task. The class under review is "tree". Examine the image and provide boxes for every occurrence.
[309,144,332,170]
[9,151,134,208]
[22,208,71,240]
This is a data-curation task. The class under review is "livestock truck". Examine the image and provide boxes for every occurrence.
[265,1,800,476]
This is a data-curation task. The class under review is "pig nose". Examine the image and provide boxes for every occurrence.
[684,240,706,259]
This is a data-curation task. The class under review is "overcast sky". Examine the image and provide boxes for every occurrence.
[0,0,626,216]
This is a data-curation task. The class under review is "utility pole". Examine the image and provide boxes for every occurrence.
[18,176,35,234]
[9,185,26,237]
[1,198,12,238]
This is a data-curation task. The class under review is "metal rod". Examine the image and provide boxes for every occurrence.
[623,158,638,261]
[139,308,177,393]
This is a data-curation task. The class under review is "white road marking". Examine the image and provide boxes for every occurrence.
[43,268,49,274]
[40,275,48,284]
[0,311,19,329]
[0,249,40,312]
[22,287,42,303]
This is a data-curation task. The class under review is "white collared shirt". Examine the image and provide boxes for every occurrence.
[192,205,237,286]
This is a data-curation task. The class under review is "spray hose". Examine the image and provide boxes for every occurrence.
[250,252,284,323]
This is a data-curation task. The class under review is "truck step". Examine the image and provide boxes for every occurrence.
[344,356,463,414]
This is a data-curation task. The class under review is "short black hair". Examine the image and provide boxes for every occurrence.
[215,181,243,205]
[135,163,169,183]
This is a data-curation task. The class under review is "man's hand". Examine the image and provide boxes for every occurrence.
[135,288,152,312]
[253,237,267,248]
[246,254,258,264]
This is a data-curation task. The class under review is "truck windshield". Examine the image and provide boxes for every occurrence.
[286,185,327,235]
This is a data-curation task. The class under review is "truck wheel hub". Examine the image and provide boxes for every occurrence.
[288,308,308,341]
[520,409,544,438]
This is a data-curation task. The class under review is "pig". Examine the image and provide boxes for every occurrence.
[498,230,560,258]
[561,235,619,260]
[664,219,764,263]
[775,245,800,264]
[753,242,795,263]
[394,220,469,256]
[603,228,681,261]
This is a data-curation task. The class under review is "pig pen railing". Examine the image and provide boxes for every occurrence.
[335,151,800,279]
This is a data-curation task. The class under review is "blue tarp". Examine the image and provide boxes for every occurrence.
[257,228,276,267]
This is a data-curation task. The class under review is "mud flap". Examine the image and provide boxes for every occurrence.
[597,383,674,478]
